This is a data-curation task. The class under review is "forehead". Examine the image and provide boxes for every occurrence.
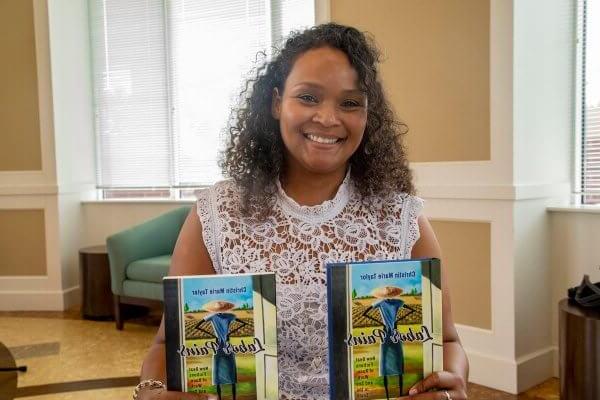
[284,46,360,91]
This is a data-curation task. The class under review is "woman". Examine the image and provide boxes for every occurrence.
[193,301,248,400]
[361,286,418,398]
[136,23,468,400]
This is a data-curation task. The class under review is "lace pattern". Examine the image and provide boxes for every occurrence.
[196,178,423,399]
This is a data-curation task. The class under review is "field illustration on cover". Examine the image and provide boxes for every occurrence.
[328,260,443,400]
[177,274,277,400]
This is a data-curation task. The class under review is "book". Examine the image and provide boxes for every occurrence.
[327,258,443,400]
[163,273,279,399]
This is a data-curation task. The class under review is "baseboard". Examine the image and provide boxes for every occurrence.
[466,349,518,393]
[0,286,80,311]
[552,346,559,378]
[516,346,557,392]
[62,285,81,309]
[466,346,556,394]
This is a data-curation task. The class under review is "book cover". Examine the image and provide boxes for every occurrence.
[327,258,443,400]
[164,273,278,399]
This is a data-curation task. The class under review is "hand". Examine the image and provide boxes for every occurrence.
[138,387,215,400]
[404,371,467,399]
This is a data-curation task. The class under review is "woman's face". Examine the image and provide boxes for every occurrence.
[272,46,368,177]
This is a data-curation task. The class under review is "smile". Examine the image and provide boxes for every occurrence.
[304,133,344,145]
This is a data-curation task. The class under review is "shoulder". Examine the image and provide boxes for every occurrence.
[226,313,236,321]
[204,313,215,321]
[411,215,442,259]
[195,179,243,214]
[399,193,424,212]
[169,203,216,276]
[367,190,423,215]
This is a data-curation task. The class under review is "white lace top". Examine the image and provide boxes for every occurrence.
[195,173,424,399]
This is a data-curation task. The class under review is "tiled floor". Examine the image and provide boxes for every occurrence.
[0,308,559,399]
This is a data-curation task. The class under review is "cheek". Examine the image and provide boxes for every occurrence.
[280,102,311,132]
[347,113,368,139]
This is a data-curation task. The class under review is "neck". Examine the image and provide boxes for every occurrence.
[280,166,347,206]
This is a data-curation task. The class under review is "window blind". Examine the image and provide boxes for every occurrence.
[90,0,171,188]
[581,0,600,204]
[89,0,315,191]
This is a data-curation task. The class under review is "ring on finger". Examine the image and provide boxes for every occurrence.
[443,391,452,400]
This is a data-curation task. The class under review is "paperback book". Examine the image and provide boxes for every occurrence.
[163,273,278,400]
[327,258,443,400]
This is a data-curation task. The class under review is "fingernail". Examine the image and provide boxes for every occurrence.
[409,388,417,395]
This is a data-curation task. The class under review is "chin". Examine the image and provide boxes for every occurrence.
[303,161,347,175]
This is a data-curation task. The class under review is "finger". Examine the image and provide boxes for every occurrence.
[156,390,209,399]
[403,390,462,400]
[399,392,437,400]
[408,371,463,395]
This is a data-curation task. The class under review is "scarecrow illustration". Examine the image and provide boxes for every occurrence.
[361,286,417,399]
[194,300,248,400]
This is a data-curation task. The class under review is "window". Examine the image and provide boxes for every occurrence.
[89,0,314,198]
[577,0,600,204]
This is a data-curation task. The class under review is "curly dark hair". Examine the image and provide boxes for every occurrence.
[220,23,414,217]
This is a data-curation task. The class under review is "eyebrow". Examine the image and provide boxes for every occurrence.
[292,81,366,95]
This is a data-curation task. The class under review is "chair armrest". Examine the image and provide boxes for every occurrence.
[106,206,191,295]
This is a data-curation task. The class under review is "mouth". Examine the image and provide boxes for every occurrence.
[303,132,345,145]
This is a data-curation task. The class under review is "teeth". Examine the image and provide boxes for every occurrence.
[306,134,339,144]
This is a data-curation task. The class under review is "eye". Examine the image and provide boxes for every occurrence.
[298,94,318,103]
[342,99,362,108]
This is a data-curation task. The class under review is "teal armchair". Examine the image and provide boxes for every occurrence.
[107,206,191,329]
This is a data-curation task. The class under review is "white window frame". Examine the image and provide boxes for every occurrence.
[576,0,600,205]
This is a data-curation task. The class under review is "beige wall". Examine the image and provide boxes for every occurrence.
[0,0,42,171]
[331,0,493,327]
[0,0,96,310]
[82,202,192,247]
[331,0,490,162]
[431,220,491,329]
[549,210,600,350]
[0,209,47,276]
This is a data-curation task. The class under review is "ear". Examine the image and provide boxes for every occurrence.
[271,87,281,120]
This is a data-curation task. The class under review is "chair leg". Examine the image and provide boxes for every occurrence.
[114,295,123,330]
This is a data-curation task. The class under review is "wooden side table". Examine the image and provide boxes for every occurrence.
[79,245,114,319]
[0,342,18,400]
[559,298,600,400]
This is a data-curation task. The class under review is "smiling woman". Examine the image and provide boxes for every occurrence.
[272,47,368,188]
[221,23,415,217]
[138,23,468,400]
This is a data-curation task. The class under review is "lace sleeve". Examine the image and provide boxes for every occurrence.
[401,194,425,258]
[195,187,221,273]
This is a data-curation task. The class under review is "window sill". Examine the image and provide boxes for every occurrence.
[81,198,196,205]
[547,204,600,214]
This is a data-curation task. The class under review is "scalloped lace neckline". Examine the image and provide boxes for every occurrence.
[275,171,353,223]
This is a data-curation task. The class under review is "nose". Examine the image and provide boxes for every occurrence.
[312,102,341,127]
